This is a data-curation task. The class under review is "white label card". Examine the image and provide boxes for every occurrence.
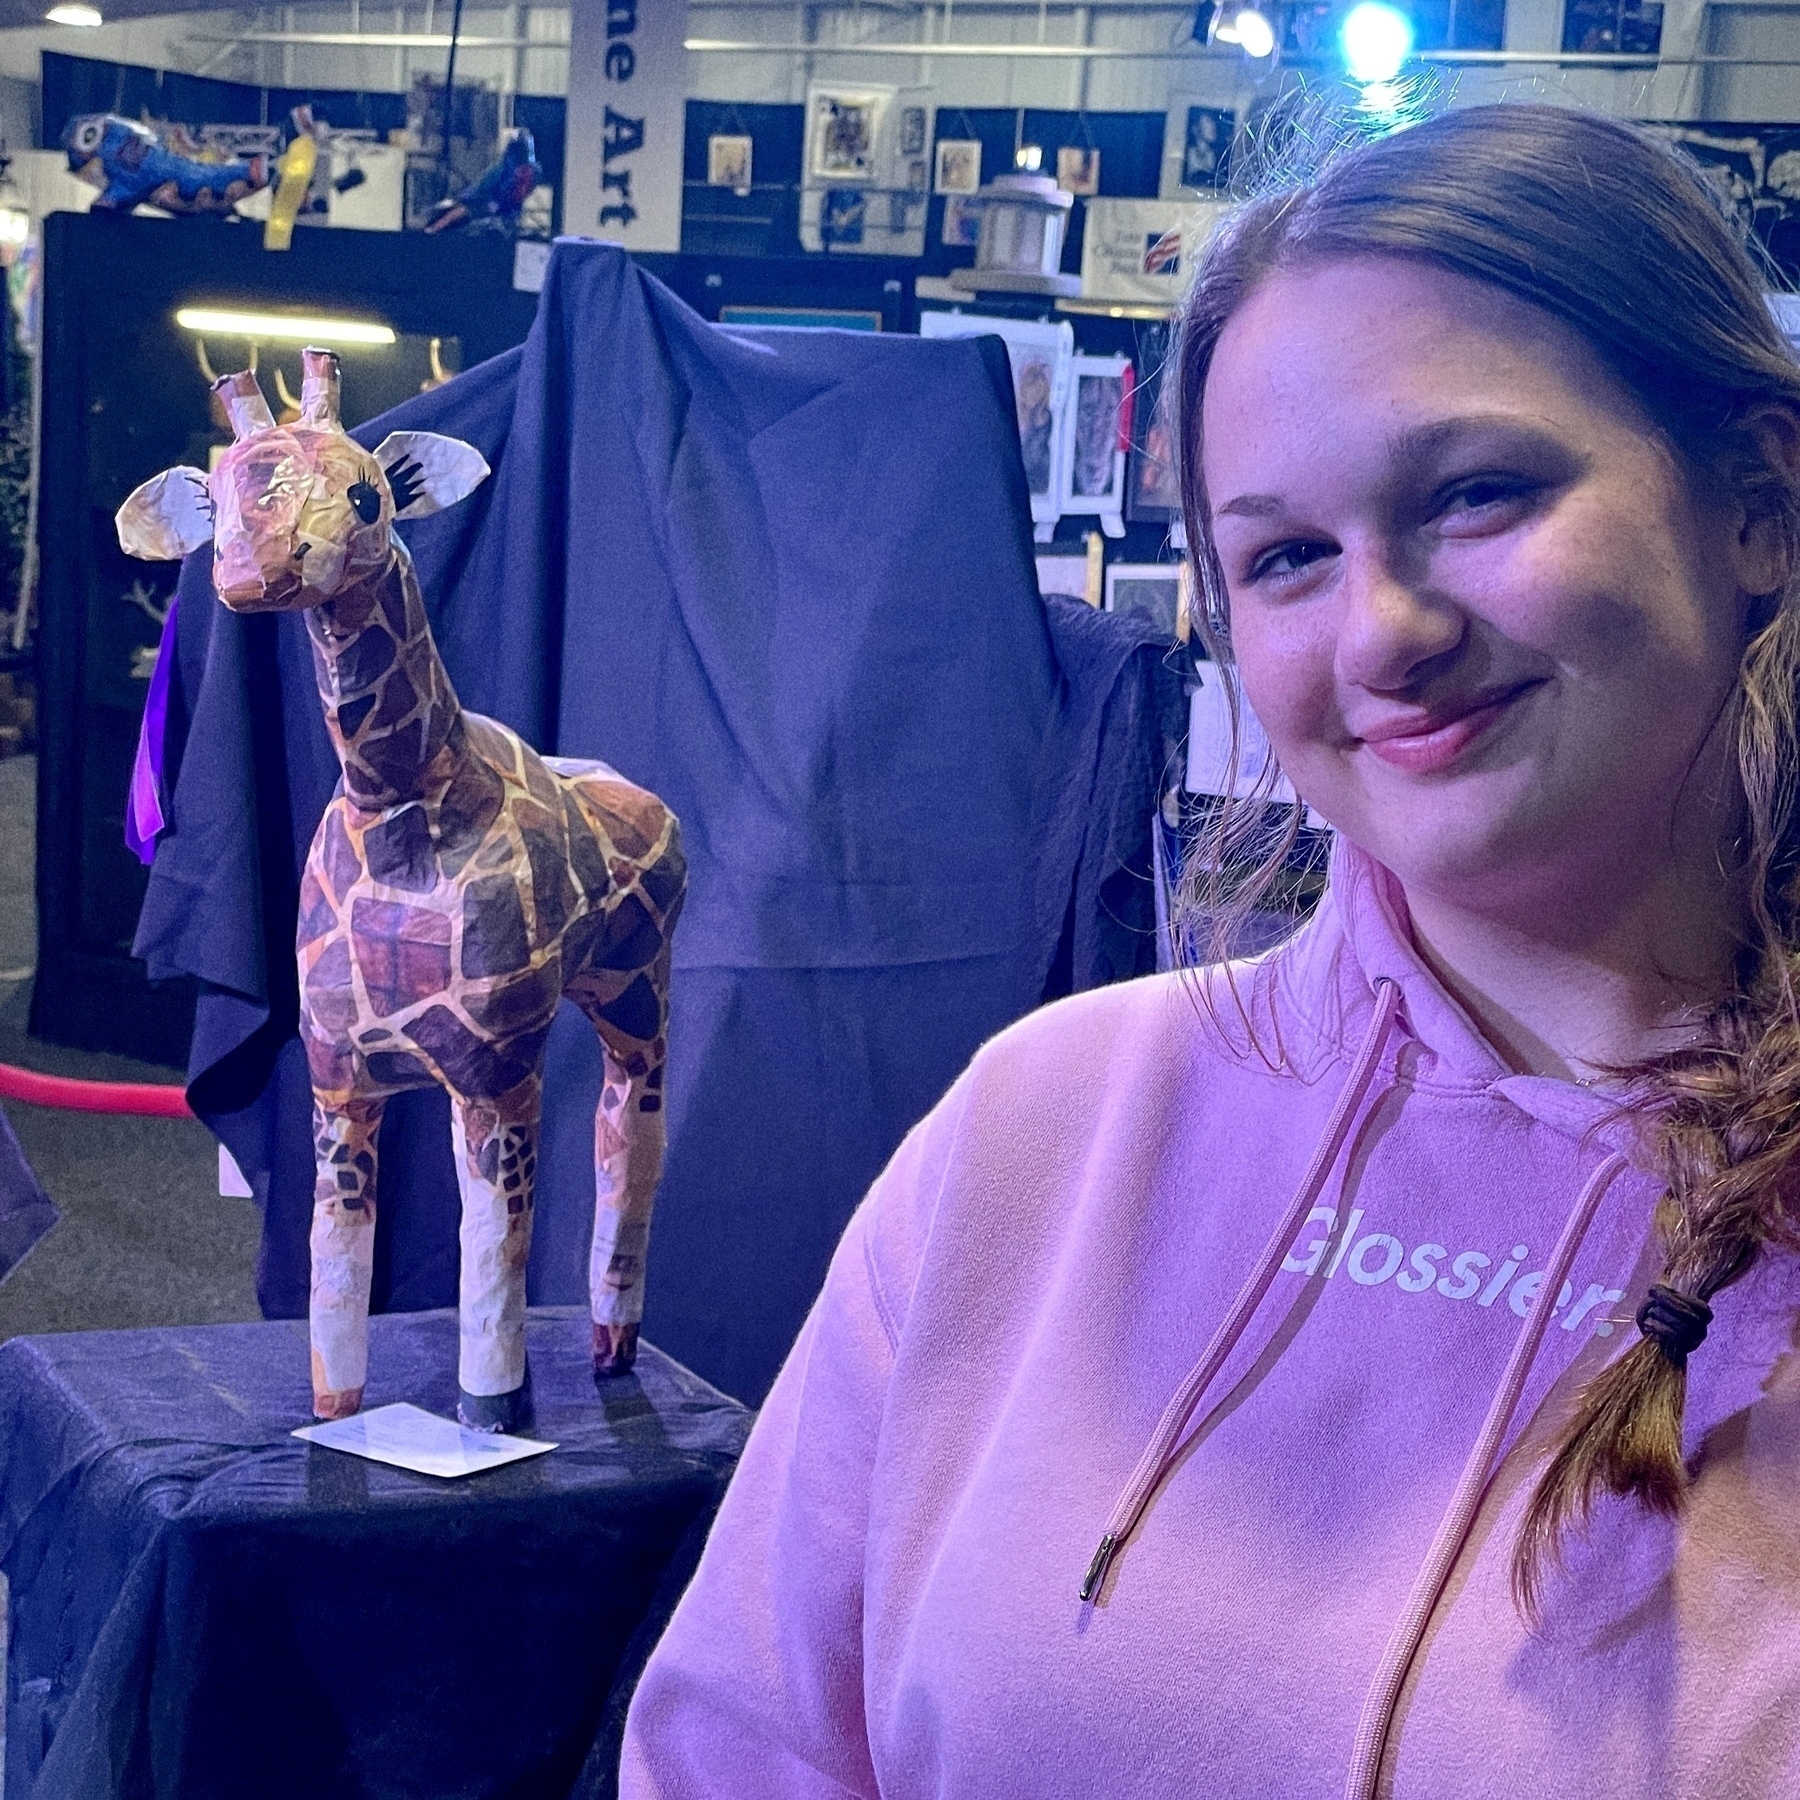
[293,1402,557,1479]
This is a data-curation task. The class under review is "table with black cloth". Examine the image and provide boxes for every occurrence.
[0,1308,751,1800]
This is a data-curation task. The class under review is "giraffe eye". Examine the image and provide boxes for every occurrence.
[347,480,382,525]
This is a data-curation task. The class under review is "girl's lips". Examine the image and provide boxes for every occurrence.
[1358,684,1539,775]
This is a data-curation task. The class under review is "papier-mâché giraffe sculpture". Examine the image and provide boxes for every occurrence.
[117,350,685,1431]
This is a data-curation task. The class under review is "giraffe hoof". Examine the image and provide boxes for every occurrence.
[593,1321,639,1379]
[312,1386,364,1421]
[458,1384,528,1433]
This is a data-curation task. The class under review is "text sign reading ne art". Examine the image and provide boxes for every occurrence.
[565,0,688,251]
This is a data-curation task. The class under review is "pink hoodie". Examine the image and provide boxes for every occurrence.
[621,842,1800,1798]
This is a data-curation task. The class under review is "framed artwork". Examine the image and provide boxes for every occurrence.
[918,311,1074,527]
[1126,344,1182,526]
[1105,562,1182,641]
[935,138,982,194]
[900,106,929,157]
[1034,554,1089,603]
[821,188,867,246]
[1058,354,1133,526]
[1182,106,1236,190]
[707,133,753,193]
[941,194,982,247]
[1056,145,1101,196]
[808,87,888,183]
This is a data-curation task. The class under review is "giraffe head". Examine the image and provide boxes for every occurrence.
[115,347,489,613]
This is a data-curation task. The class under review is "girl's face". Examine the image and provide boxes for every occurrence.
[1201,255,1767,922]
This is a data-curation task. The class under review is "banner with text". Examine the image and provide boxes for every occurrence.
[564,0,687,252]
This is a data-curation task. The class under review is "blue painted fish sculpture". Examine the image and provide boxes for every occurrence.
[63,114,271,215]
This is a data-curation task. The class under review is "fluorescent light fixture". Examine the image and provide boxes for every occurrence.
[174,307,396,346]
[1341,1,1413,83]
[46,4,104,23]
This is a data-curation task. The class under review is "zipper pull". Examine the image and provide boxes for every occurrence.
[1079,1533,1120,1603]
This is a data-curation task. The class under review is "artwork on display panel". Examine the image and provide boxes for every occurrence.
[934,138,982,194]
[707,133,753,194]
[1057,354,1133,536]
[1126,342,1183,526]
[1182,106,1236,190]
[1056,145,1101,196]
[918,311,1075,527]
[941,194,982,247]
[1646,122,1800,281]
[808,86,889,183]
[1104,562,1182,640]
[821,188,867,246]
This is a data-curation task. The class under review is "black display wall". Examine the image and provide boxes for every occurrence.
[33,209,538,1065]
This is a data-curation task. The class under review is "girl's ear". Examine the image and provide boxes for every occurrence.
[1735,404,1800,599]
[371,431,490,519]
[116,466,214,560]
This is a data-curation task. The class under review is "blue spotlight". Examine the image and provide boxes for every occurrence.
[1341,1,1413,82]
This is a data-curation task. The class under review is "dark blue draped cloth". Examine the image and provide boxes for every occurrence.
[133,242,1173,1404]
[0,1310,749,1800]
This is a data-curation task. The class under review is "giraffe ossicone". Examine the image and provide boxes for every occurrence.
[118,349,686,1432]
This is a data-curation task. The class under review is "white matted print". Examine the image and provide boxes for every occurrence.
[934,138,982,194]
[1104,560,1182,641]
[919,311,1075,525]
[707,133,753,193]
[807,86,889,182]
[1058,354,1133,525]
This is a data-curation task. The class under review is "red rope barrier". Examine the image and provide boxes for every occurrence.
[0,1062,193,1118]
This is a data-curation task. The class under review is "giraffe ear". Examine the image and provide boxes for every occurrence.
[372,431,490,520]
[116,466,214,560]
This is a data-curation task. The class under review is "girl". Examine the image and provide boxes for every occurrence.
[621,104,1800,1796]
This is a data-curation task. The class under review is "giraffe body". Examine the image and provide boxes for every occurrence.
[118,351,685,1429]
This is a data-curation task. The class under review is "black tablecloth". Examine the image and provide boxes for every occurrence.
[0,1309,751,1800]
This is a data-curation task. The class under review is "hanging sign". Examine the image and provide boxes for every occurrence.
[564,0,688,252]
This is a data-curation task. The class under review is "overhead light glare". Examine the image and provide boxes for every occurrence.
[1341,1,1413,82]
[174,307,397,346]
[1233,8,1276,57]
[0,209,30,247]
[46,4,104,24]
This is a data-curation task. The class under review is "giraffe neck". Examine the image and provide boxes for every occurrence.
[305,538,466,811]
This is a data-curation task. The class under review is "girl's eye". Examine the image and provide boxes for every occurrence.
[1249,540,1334,584]
[1436,475,1535,528]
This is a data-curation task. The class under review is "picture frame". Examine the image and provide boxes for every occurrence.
[1056,145,1101,196]
[940,193,982,247]
[1105,561,1183,642]
[707,133,753,194]
[1126,347,1183,526]
[820,188,867,246]
[918,311,1075,528]
[934,138,982,195]
[1057,353,1133,531]
[807,86,889,183]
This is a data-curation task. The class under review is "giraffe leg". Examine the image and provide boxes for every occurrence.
[450,1081,541,1431]
[569,944,672,1379]
[310,1094,386,1420]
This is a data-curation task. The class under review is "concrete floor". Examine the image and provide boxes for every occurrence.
[0,754,261,1343]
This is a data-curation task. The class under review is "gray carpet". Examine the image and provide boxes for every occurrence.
[0,754,261,1343]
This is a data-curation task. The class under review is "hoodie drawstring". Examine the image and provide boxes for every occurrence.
[1079,976,1404,1604]
[1341,1148,1629,1800]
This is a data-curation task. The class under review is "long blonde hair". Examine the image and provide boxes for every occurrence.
[1172,102,1800,1609]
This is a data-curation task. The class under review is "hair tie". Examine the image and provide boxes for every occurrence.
[1635,1284,1713,1366]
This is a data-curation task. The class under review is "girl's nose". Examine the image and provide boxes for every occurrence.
[1333,541,1467,694]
